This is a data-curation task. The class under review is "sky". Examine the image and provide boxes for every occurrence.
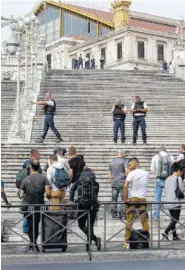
[1,0,185,42]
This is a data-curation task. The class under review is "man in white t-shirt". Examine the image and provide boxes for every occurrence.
[151,147,174,221]
[123,158,149,248]
[31,92,62,143]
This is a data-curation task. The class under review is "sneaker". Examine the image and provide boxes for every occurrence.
[95,237,101,251]
[113,139,117,144]
[6,203,12,209]
[56,137,63,143]
[162,233,169,241]
[38,137,44,143]
[132,141,136,144]
[173,236,181,241]
[121,139,125,144]
[22,246,34,253]
[122,242,129,249]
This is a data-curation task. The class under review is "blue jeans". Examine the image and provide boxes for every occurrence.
[111,186,125,218]
[133,116,147,142]
[42,114,61,139]
[153,178,165,220]
[23,218,28,233]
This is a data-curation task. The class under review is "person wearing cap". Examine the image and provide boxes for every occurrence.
[111,98,127,144]
[151,147,174,221]
[31,92,63,143]
[129,96,148,144]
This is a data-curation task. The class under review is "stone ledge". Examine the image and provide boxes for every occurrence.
[2,250,185,264]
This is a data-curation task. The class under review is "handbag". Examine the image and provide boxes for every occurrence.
[175,177,184,200]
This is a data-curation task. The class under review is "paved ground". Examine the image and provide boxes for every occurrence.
[2,259,185,270]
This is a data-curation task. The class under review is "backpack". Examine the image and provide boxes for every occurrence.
[179,153,185,169]
[156,154,171,179]
[53,168,70,189]
[16,168,28,189]
[77,167,99,207]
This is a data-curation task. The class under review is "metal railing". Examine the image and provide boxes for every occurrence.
[1,202,185,261]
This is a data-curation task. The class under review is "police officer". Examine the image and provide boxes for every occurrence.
[111,98,127,144]
[31,92,63,143]
[130,96,148,144]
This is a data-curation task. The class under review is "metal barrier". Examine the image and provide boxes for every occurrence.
[1,201,185,260]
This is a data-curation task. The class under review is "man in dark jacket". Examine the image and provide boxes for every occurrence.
[130,96,148,144]
[31,92,62,143]
[72,165,101,251]
[111,98,127,144]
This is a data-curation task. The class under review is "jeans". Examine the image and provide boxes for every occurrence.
[69,182,78,202]
[27,212,40,247]
[153,178,165,220]
[78,208,97,243]
[113,119,125,142]
[165,206,181,237]
[23,218,28,233]
[111,186,125,217]
[133,116,147,142]
[42,114,61,139]
[100,63,104,70]
[78,62,83,69]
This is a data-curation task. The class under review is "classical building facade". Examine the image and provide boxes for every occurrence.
[33,0,184,70]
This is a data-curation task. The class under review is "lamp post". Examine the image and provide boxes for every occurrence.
[15,47,22,111]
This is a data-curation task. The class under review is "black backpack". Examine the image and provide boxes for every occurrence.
[179,153,185,169]
[77,167,99,208]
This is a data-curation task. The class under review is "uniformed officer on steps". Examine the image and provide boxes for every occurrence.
[111,98,127,144]
[130,96,148,144]
[31,92,63,143]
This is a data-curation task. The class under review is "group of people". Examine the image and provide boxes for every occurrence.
[112,96,148,144]
[30,93,148,145]
[15,146,101,252]
[2,143,180,252]
[109,144,185,248]
[72,54,105,70]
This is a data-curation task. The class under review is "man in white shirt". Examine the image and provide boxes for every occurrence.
[129,96,148,144]
[111,98,127,144]
[31,92,62,143]
[123,158,149,248]
[151,147,174,221]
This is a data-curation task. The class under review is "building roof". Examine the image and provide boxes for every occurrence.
[34,0,180,34]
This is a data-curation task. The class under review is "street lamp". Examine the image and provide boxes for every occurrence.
[16,47,22,111]
[6,34,20,55]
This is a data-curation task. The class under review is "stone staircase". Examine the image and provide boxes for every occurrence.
[1,81,20,142]
[1,70,185,248]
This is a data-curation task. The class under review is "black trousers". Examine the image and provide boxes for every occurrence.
[133,116,147,142]
[42,114,61,139]
[27,212,40,246]
[78,208,97,243]
[165,206,181,237]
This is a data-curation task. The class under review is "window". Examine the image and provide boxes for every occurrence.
[117,42,122,60]
[138,41,145,59]
[88,22,91,33]
[157,44,164,61]
[101,47,106,63]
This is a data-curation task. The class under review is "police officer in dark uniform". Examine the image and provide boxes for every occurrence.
[111,98,127,144]
[130,96,148,144]
[31,92,63,143]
